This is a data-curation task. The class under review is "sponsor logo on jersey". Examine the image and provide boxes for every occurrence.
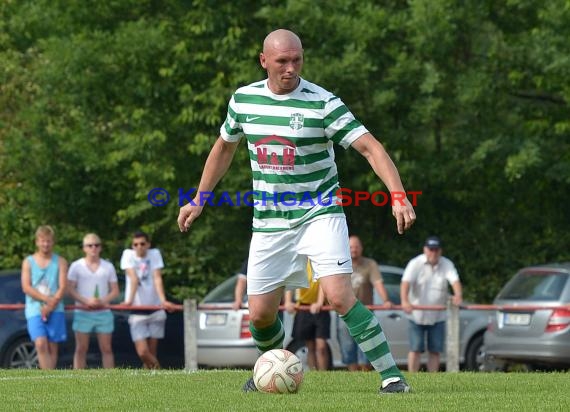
[254,135,296,171]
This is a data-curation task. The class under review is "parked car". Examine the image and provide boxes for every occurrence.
[0,269,184,369]
[483,263,570,370]
[197,265,491,370]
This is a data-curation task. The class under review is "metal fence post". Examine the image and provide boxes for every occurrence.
[446,297,460,372]
[183,299,198,371]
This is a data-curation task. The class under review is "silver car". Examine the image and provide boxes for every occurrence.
[484,263,570,370]
[197,265,490,370]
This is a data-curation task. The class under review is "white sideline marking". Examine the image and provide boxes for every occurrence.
[0,369,241,381]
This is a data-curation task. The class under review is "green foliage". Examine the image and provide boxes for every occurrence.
[1,0,569,302]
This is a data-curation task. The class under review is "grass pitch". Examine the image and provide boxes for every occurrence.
[0,369,568,411]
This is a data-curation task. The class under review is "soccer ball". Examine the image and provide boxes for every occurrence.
[253,349,304,394]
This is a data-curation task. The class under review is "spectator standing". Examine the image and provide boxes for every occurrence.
[121,231,176,369]
[21,225,68,369]
[337,235,393,371]
[400,236,462,372]
[67,233,120,368]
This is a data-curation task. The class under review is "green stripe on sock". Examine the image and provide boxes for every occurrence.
[249,317,284,353]
[341,301,404,382]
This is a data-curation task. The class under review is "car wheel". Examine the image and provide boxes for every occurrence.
[464,333,484,371]
[2,337,38,369]
[286,339,333,370]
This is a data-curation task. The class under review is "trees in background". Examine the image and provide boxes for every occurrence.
[1,0,568,301]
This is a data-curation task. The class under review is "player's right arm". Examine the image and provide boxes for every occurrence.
[177,137,240,232]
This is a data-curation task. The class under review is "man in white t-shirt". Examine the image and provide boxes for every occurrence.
[400,236,462,372]
[120,231,176,369]
[67,233,120,369]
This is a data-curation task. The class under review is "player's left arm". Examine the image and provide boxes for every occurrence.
[351,133,416,234]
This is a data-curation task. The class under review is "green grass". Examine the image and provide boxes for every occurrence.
[0,369,568,411]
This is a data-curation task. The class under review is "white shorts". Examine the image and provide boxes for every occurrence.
[247,216,352,295]
[128,310,167,342]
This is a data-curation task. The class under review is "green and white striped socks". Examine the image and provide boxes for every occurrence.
[341,300,404,382]
[249,316,285,353]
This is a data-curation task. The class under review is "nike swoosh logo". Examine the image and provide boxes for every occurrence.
[360,329,375,341]
[337,259,350,266]
[245,116,261,122]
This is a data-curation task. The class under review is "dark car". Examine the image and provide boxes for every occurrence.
[484,263,570,370]
[0,269,184,369]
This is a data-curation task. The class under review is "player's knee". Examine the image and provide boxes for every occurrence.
[326,295,356,315]
[249,311,279,329]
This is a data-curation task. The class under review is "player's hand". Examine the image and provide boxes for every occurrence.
[177,202,204,232]
[392,197,416,234]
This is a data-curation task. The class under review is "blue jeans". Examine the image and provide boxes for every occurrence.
[337,315,368,366]
[408,320,445,353]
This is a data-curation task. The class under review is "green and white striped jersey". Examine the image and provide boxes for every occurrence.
[220,77,368,232]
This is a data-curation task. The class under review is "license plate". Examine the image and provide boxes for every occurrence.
[503,313,531,326]
[205,313,227,326]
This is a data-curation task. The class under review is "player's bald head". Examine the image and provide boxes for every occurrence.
[263,29,303,55]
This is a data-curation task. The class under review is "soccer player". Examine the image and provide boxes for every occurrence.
[178,29,416,394]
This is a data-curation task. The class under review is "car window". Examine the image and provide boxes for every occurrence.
[498,271,569,301]
[378,269,403,305]
[0,275,25,303]
[202,276,238,303]
[374,268,402,305]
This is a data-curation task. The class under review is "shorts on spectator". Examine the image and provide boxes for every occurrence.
[73,310,114,334]
[128,310,167,342]
[408,320,445,353]
[27,312,67,343]
[292,309,331,341]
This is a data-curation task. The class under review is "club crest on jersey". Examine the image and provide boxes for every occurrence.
[289,113,304,130]
[254,135,296,171]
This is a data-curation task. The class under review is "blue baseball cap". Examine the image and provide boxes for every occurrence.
[424,236,442,249]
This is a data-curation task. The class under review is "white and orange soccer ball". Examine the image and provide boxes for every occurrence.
[253,349,304,394]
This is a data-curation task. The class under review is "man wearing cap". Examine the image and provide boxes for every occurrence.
[400,236,462,372]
